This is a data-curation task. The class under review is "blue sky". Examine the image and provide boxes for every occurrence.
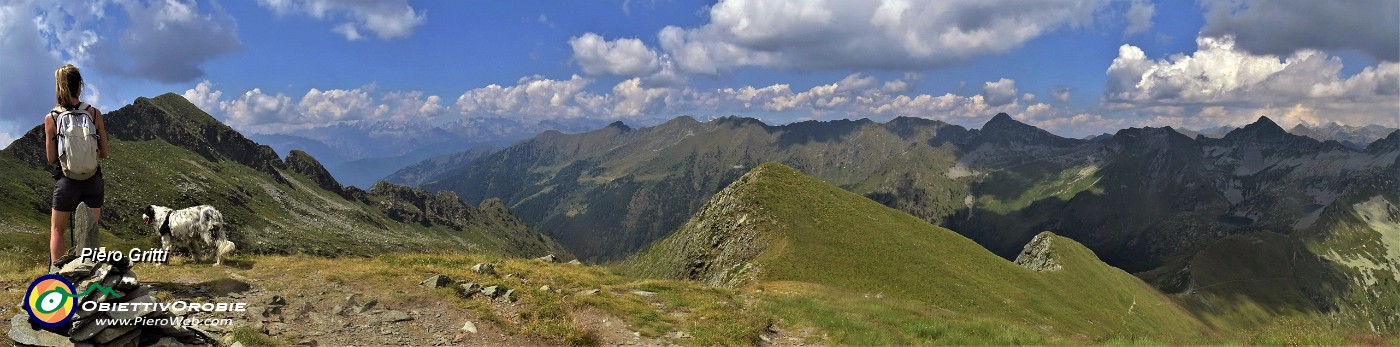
[2,0,1397,146]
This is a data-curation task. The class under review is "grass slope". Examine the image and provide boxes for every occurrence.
[0,94,569,263]
[628,163,1212,343]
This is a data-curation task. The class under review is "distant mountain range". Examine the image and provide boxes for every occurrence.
[1288,122,1398,150]
[1175,122,1396,150]
[0,93,569,258]
[411,112,1398,332]
[247,117,614,188]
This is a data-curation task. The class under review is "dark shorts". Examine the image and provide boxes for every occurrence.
[52,168,104,212]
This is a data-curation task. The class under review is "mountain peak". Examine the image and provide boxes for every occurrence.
[1367,129,1400,152]
[285,150,347,195]
[1224,116,1290,141]
[981,113,1035,133]
[984,112,1018,126]
[1246,116,1285,133]
[978,112,1079,147]
[607,121,632,132]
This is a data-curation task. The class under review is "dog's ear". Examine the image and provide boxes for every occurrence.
[142,205,153,218]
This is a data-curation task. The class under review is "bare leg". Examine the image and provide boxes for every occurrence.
[50,209,72,263]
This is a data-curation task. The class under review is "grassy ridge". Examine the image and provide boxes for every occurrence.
[630,163,1212,343]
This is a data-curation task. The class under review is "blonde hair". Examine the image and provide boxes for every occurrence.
[55,64,83,108]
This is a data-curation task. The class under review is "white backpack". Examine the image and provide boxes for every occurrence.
[52,102,100,180]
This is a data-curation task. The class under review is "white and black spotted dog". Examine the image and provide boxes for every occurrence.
[141,205,236,266]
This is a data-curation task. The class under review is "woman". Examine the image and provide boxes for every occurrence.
[44,64,109,272]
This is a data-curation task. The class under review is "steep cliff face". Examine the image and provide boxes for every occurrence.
[367,181,573,258]
[286,149,346,197]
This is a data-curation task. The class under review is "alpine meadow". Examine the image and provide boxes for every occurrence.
[2,1,1398,346]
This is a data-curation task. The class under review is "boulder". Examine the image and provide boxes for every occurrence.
[457,282,482,298]
[420,274,452,288]
[481,286,501,298]
[536,254,558,262]
[471,263,495,275]
[9,314,74,347]
[57,259,97,278]
[576,289,600,296]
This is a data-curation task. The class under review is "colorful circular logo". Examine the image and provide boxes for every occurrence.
[24,274,76,328]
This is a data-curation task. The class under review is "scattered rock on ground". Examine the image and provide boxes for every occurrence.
[471,263,495,275]
[358,298,379,314]
[462,321,477,334]
[457,282,482,298]
[536,254,558,262]
[377,310,413,323]
[420,274,453,288]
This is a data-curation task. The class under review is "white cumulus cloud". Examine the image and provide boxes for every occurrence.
[982,78,1019,107]
[1104,35,1400,129]
[256,0,426,41]
[1124,0,1153,36]
[377,91,447,121]
[220,88,296,131]
[455,75,597,119]
[298,87,378,124]
[637,0,1111,74]
[183,80,223,113]
[186,82,452,133]
[570,33,662,77]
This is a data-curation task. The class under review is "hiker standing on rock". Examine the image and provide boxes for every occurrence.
[43,63,109,273]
